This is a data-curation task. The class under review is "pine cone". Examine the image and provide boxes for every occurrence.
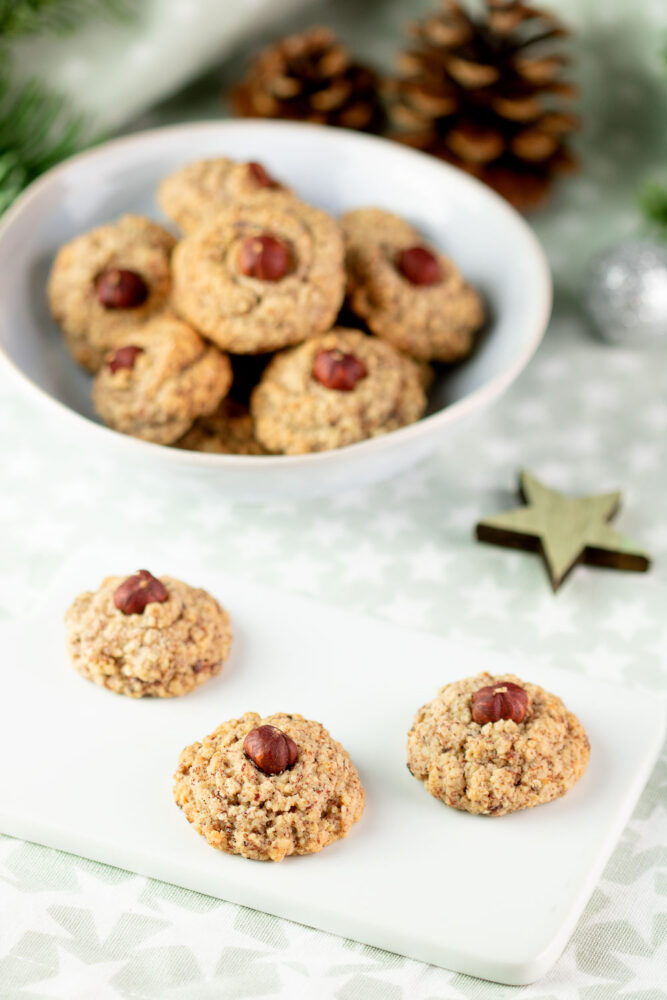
[230,27,383,133]
[385,0,578,211]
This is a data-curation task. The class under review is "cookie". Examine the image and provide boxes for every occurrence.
[407,672,590,816]
[171,198,345,353]
[92,313,232,445]
[174,712,365,861]
[47,214,175,372]
[175,399,266,455]
[250,327,427,454]
[341,208,484,363]
[157,157,290,232]
[65,570,232,698]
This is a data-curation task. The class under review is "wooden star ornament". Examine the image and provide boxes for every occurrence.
[476,471,651,592]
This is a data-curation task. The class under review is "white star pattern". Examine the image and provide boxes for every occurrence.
[405,543,454,582]
[63,868,151,945]
[575,644,634,684]
[145,897,235,981]
[461,575,512,619]
[31,947,125,999]
[525,595,577,637]
[275,552,326,593]
[589,866,663,950]
[231,524,280,560]
[612,940,667,995]
[304,517,349,548]
[379,594,431,628]
[340,541,392,583]
[606,599,651,640]
[0,880,63,956]
[373,511,415,541]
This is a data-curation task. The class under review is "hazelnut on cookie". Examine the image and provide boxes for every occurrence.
[157,157,290,232]
[65,570,232,697]
[174,712,365,861]
[171,198,345,353]
[341,208,484,363]
[250,327,427,454]
[47,215,175,372]
[92,313,232,445]
[407,673,590,816]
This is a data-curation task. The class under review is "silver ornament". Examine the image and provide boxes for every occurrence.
[585,239,667,347]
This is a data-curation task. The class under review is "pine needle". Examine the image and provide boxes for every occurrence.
[0,0,132,37]
[0,72,93,211]
[640,179,667,234]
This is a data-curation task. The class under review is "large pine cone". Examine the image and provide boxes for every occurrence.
[385,0,578,211]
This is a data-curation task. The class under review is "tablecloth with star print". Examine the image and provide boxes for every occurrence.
[1,0,666,997]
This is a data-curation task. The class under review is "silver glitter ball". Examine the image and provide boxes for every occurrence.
[585,239,667,346]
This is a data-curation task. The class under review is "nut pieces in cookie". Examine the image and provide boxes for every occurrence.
[407,672,590,816]
[47,214,175,372]
[312,348,367,391]
[157,156,291,233]
[65,572,232,697]
[342,207,484,363]
[92,313,233,445]
[113,570,168,615]
[244,724,298,775]
[173,712,365,861]
[171,198,345,354]
[251,327,426,454]
[471,682,528,725]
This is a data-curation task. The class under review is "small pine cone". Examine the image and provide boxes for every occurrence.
[230,27,384,133]
[385,0,578,211]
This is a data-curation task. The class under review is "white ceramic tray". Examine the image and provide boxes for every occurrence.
[0,547,663,985]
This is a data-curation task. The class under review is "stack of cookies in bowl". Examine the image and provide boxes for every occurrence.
[47,156,484,456]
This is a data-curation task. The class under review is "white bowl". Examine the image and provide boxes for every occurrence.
[0,120,551,501]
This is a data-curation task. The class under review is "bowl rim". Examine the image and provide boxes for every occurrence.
[0,118,552,469]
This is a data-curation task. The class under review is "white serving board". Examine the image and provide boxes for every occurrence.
[0,547,663,986]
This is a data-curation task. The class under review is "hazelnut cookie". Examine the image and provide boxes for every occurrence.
[47,214,175,372]
[407,672,590,816]
[92,313,232,445]
[174,712,365,861]
[171,198,345,353]
[157,157,290,232]
[250,327,427,454]
[65,570,232,698]
[341,208,484,363]
[175,398,266,455]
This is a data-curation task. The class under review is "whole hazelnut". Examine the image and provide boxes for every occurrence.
[113,570,168,615]
[243,725,298,775]
[471,682,528,725]
[237,235,290,281]
[95,268,149,309]
[396,246,442,286]
[107,345,143,374]
[247,162,279,189]
[312,348,368,391]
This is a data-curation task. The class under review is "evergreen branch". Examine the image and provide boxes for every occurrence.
[0,72,93,211]
[640,179,667,234]
[0,0,132,37]
[637,38,667,235]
